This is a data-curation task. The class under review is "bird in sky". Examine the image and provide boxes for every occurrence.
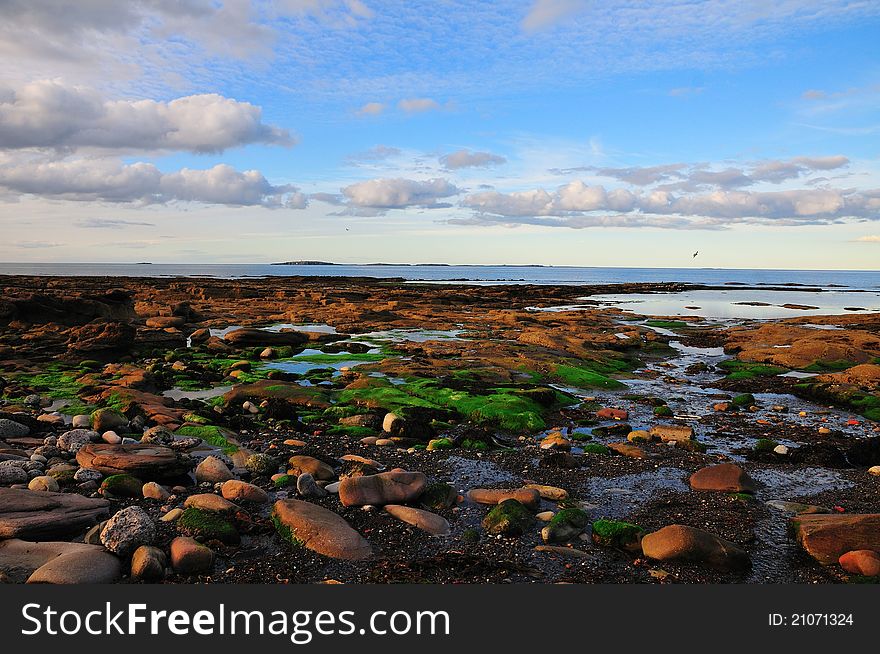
[693,251,699,258]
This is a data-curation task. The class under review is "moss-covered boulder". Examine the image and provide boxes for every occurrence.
[177,507,240,545]
[482,499,534,537]
[591,519,645,552]
[541,507,589,543]
[732,393,756,408]
[100,474,143,498]
[419,482,458,511]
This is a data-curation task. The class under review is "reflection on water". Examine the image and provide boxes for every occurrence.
[586,289,880,319]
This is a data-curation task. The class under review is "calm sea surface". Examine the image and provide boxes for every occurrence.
[0,263,878,290]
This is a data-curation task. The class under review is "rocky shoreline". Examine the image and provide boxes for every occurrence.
[0,274,878,584]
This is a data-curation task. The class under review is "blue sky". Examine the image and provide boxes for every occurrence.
[1,1,879,268]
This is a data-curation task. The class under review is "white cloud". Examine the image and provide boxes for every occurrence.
[855,235,880,243]
[342,177,460,208]
[0,80,293,153]
[440,149,507,170]
[0,156,307,208]
[397,98,441,113]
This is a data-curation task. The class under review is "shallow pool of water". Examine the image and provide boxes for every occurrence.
[586,289,880,319]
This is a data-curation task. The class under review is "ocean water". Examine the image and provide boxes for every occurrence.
[0,262,878,290]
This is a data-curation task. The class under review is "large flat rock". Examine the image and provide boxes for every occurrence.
[0,488,110,540]
[76,443,193,479]
[272,499,370,560]
[790,513,880,565]
[0,539,122,584]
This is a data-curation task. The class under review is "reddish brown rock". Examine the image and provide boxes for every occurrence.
[641,524,750,570]
[384,505,450,536]
[596,408,628,420]
[223,328,308,347]
[76,443,193,479]
[689,463,758,493]
[170,536,214,574]
[838,550,880,576]
[221,480,268,503]
[287,455,335,481]
[339,470,427,507]
[790,514,880,565]
[272,499,371,560]
[465,487,541,510]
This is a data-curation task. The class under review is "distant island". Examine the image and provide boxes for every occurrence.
[271,261,338,266]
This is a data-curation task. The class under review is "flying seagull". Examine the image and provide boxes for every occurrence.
[693,250,699,258]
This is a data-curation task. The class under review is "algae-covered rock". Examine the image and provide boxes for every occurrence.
[541,507,589,543]
[591,519,645,552]
[482,499,534,537]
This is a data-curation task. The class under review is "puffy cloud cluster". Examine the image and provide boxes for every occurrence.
[0,157,306,208]
[440,149,507,170]
[342,177,460,208]
[0,80,293,153]
[397,98,441,113]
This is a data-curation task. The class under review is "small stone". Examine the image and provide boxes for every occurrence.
[384,505,451,536]
[382,412,404,433]
[869,466,880,476]
[102,431,122,444]
[131,545,167,581]
[244,453,278,477]
[161,508,184,522]
[375,438,395,447]
[142,481,170,501]
[27,476,59,492]
[184,493,238,513]
[482,499,534,536]
[0,466,28,485]
[195,455,234,483]
[73,467,103,483]
[296,472,328,498]
[71,415,91,428]
[773,444,789,455]
[287,455,335,481]
[818,427,831,435]
[57,429,98,454]
[221,479,268,503]
[536,511,555,522]
[170,536,214,574]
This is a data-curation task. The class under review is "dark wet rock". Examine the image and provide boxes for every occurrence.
[539,451,580,468]
[0,488,110,539]
[846,437,880,467]
[272,499,371,560]
[419,482,458,510]
[0,418,29,438]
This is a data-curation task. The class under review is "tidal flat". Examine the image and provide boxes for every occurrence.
[0,274,878,584]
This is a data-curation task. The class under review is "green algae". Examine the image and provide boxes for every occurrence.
[718,360,789,380]
[174,425,238,454]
